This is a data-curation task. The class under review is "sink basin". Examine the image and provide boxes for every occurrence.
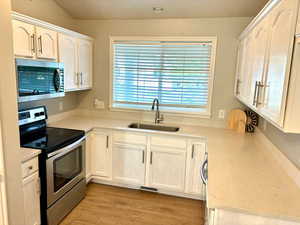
[128,123,180,132]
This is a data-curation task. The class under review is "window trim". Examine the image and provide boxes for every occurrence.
[109,36,217,118]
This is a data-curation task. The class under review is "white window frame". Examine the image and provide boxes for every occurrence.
[109,36,217,118]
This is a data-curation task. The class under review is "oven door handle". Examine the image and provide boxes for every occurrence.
[200,159,208,185]
[47,136,86,158]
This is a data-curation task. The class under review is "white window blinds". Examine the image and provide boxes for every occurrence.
[111,38,216,114]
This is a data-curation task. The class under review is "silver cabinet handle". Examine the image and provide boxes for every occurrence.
[75,72,79,85]
[191,144,195,159]
[80,72,83,85]
[31,34,35,53]
[236,79,241,95]
[256,81,262,107]
[253,81,259,106]
[150,152,153,164]
[142,150,145,164]
[38,35,43,54]
[106,136,109,149]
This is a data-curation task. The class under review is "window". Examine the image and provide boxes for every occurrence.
[110,37,217,116]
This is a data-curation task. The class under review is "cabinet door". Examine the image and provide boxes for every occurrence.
[77,39,93,89]
[248,19,269,108]
[91,132,111,178]
[12,20,35,58]
[186,143,206,197]
[112,144,146,186]
[149,147,186,192]
[58,34,78,91]
[236,34,255,104]
[261,0,297,126]
[22,172,41,225]
[85,133,92,181]
[36,26,57,60]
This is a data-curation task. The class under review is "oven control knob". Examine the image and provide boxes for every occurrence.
[34,112,40,117]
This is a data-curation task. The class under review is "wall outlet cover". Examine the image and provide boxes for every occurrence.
[59,102,63,111]
[94,99,105,109]
[218,109,225,119]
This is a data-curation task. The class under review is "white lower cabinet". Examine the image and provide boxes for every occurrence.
[89,129,206,199]
[90,131,111,179]
[22,171,41,225]
[85,132,92,181]
[186,142,206,197]
[148,146,186,192]
[112,143,146,185]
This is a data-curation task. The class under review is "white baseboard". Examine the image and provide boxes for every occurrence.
[89,176,204,201]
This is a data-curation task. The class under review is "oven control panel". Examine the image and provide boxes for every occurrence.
[19,106,47,126]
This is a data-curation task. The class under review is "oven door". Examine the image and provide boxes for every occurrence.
[46,137,85,207]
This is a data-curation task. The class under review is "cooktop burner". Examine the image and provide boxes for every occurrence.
[21,127,85,153]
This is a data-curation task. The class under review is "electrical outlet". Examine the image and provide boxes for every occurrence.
[59,102,63,111]
[94,99,105,109]
[218,110,225,119]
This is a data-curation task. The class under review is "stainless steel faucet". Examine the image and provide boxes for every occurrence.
[151,98,164,124]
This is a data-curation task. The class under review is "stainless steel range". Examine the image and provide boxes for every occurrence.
[19,106,86,225]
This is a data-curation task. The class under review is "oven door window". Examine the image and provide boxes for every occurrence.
[53,146,83,192]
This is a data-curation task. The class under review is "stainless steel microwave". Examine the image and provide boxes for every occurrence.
[16,59,65,102]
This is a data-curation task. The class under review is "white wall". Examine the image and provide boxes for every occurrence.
[260,118,300,169]
[76,18,251,127]
[11,0,77,30]
[0,0,25,224]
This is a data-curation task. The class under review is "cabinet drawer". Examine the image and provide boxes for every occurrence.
[113,132,147,145]
[151,136,187,149]
[22,157,39,178]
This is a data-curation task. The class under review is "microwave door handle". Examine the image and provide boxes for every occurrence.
[54,69,61,92]
[200,160,208,185]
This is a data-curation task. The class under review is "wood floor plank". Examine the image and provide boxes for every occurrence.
[60,183,205,225]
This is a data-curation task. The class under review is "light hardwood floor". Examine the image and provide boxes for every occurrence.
[60,183,205,225]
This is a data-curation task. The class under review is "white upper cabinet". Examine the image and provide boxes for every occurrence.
[112,143,146,186]
[148,146,186,192]
[77,39,93,90]
[236,34,255,104]
[12,20,58,60]
[90,131,111,179]
[235,0,300,132]
[35,26,57,60]
[12,20,35,58]
[12,13,93,92]
[186,143,206,197]
[249,19,269,108]
[58,35,93,91]
[58,34,78,91]
[260,0,297,126]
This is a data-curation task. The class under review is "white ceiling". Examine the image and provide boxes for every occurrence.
[54,0,269,20]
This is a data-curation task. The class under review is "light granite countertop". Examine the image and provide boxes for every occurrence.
[50,116,300,222]
[21,147,41,162]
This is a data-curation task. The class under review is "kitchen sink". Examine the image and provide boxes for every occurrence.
[128,123,180,132]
